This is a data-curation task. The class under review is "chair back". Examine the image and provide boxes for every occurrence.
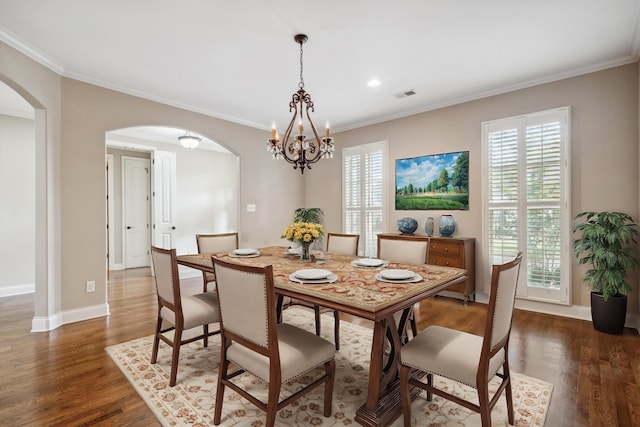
[196,232,239,254]
[326,233,359,256]
[150,245,181,308]
[212,257,276,352]
[377,235,428,264]
[484,252,523,354]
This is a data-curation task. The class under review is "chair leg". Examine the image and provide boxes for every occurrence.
[151,316,162,364]
[503,361,514,424]
[477,381,492,427]
[214,356,229,425]
[399,365,412,427]
[333,310,340,351]
[323,359,336,417]
[266,378,281,427]
[314,305,321,336]
[203,324,209,348]
[169,328,183,387]
[426,372,433,401]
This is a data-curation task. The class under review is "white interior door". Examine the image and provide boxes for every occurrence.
[123,156,151,268]
[152,150,177,249]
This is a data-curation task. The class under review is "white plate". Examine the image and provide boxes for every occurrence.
[294,269,332,280]
[233,248,258,256]
[356,258,385,267]
[375,273,422,284]
[287,247,301,255]
[380,269,415,280]
[289,273,338,284]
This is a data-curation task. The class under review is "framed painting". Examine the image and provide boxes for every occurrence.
[395,150,469,210]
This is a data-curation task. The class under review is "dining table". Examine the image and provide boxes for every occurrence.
[177,245,467,427]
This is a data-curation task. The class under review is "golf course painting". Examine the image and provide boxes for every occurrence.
[395,151,469,210]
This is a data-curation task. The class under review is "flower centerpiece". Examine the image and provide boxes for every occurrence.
[282,222,324,261]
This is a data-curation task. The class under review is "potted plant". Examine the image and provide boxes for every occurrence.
[294,207,323,224]
[572,211,639,334]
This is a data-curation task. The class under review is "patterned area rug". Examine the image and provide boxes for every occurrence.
[106,308,552,426]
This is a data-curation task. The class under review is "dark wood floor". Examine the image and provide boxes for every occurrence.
[1,268,639,426]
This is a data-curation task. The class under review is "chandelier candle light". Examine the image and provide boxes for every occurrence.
[266,34,335,174]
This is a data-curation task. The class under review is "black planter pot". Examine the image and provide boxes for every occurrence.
[590,292,627,334]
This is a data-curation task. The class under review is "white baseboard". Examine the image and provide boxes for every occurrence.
[0,283,35,297]
[31,303,110,332]
[475,292,640,331]
[110,263,126,271]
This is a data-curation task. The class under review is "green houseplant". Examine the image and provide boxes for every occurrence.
[572,211,639,334]
[294,207,323,224]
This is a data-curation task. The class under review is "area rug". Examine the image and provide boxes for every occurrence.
[106,308,552,426]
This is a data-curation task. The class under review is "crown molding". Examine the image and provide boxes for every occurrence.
[0,27,65,74]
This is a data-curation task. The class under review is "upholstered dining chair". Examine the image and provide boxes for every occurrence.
[326,232,360,256]
[211,257,336,427]
[399,252,523,427]
[377,234,429,340]
[283,232,360,351]
[150,245,221,387]
[195,232,238,291]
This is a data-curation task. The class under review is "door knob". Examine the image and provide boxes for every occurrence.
[171,226,176,230]
[126,226,133,229]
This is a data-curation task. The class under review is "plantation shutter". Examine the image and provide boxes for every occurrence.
[343,141,386,257]
[482,107,570,304]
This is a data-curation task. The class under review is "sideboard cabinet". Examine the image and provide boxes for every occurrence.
[377,233,476,302]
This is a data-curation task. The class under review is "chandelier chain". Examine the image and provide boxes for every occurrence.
[298,40,305,89]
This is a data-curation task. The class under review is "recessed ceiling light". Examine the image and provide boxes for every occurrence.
[367,79,381,87]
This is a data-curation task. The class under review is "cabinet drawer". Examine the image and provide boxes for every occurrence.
[429,254,464,268]
[429,241,461,256]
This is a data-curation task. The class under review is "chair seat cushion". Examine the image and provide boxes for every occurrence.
[160,292,220,330]
[227,323,335,383]
[400,325,504,387]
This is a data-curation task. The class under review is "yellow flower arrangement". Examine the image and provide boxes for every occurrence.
[282,222,324,244]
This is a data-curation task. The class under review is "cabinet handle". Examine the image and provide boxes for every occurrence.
[445,261,450,266]
[444,247,449,252]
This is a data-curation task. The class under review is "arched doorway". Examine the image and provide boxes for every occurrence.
[105,126,240,280]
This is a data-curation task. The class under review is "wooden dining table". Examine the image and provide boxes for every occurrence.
[177,245,467,427]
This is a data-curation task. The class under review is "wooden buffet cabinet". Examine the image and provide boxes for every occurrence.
[378,233,476,302]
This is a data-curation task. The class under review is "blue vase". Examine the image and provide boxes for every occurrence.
[397,217,418,234]
[439,214,456,237]
[424,217,435,236]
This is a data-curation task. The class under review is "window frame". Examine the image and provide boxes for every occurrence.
[342,141,387,257]
[481,107,571,305]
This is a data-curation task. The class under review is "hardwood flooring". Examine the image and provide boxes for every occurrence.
[1,269,639,426]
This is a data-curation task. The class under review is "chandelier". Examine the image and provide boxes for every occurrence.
[266,34,335,174]
[178,131,201,149]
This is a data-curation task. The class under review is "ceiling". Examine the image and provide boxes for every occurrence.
[1,1,640,135]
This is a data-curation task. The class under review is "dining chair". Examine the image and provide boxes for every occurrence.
[195,232,239,291]
[211,257,336,427]
[399,252,523,427]
[326,232,360,256]
[283,232,360,351]
[377,234,429,341]
[150,245,221,387]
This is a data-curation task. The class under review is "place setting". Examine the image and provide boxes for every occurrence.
[289,268,338,284]
[375,268,423,284]
[228,248,261,258]
[351,257,389,269]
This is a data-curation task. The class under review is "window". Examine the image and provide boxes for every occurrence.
[343,141,386,257]
[482,107,570,304]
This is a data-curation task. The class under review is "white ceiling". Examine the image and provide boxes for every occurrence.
[1,1,639,134]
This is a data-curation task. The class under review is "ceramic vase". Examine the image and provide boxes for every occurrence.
[397,217,418,234]
[439,214,456,237]
[424,217,435,236]
[300,241,312,262]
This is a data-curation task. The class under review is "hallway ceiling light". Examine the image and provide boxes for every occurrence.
[178,132,201,149]
[266,34,335,174]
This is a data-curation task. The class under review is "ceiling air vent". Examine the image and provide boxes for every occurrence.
[393,89,416,99]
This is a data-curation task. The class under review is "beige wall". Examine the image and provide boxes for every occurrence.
[1,38,639,325]
[309,63,640,315]
[1,41,304,321]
